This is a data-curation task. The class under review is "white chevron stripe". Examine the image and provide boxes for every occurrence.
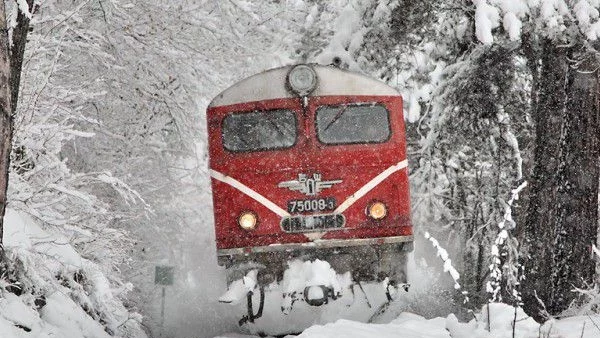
[210,169,290,217]
[334,159,408,214]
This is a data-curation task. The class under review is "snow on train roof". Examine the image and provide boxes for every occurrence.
[208,64,400,108]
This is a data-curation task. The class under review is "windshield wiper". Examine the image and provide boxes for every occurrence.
[264,112,288,138]
[323,105,348,132]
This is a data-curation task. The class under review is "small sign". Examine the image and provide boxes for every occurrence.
[155,265,174,286]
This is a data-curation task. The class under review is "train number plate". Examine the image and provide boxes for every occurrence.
[281,214,345,233]
[287,197,336,213]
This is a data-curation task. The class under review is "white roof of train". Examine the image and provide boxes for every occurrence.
[208,64,401,108]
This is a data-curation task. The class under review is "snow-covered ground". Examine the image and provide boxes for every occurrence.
[209,249,600,338]
[216,302,600,338]
[0,209,146,338]
[3,207,599,338]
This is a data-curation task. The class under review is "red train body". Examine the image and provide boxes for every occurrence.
[206,65,413,290]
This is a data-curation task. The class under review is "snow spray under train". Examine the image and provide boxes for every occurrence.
[205,64,413,324]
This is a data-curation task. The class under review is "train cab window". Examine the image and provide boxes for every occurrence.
[222,109,297,152]
[316,103,391,144]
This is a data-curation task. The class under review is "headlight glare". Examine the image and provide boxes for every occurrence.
[238,211,257,230]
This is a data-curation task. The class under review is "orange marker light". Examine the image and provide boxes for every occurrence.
[368,202,387,220]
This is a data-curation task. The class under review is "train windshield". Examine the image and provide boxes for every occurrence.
[222,109,297,152]
[316,103,391,144]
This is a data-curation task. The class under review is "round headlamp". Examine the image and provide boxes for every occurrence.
[287,64,317,96]
[238,211,257,231]
[367,202,387,220]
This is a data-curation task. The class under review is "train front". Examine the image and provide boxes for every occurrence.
[206,64,413,314]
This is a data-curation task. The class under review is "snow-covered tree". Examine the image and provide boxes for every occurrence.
[0,0,150,336]
[470,0,600,319]
[16,1,307,335]
[0,0,13,248]
[294,1,595,319]
[0,0,34,250]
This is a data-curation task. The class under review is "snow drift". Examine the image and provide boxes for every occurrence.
[0,208,147,338]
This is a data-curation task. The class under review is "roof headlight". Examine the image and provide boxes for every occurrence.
[238,211,258,231]
[287,64,317,96]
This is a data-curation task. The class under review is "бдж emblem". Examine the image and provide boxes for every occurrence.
[278,173,342,196]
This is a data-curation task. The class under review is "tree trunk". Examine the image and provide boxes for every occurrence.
[10,0,34,111]
[549,55,600,312]
[522,40,600,321]
[0,0,13,247]
[0,0,34,248]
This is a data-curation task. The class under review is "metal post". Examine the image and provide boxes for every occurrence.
[154,265,173,338]
[160,286,166,337]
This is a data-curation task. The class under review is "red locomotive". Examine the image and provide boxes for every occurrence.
[206,64,413,321]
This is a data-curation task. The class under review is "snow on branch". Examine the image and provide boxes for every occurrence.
[473,0,500,44]
[48,183,96,205]
[487,181,527,303]
[96,172,151,210]
[593,244,600,258]
[473,0,600,43]
[63,129,95,138]
[16,0,33,19]
[423,232,469,303]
